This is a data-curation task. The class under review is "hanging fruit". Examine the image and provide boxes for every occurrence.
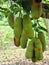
[26,38,43,62]
[6,0,47,62]
[23,15,34,39]
[34,38,43,60]
[38,32,46,52]
[25,39,34,59]
[8,12,14,29]
[20,30,28,48]
[14,16,22,46]
[31,0,42,19]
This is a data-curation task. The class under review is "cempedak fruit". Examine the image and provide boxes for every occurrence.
[31,38,43,62]
[25,39,34,59]
[14,36,20,46]
[25,37,43,62]
[14,16,22,46]
[20,30,28,48]
[31,38,37,62]
[38,32,46,52]
[35,38,43,60]
[8,12,14,29]
[31,0,42,19]
[23,15,34,39]
[14,16,22,37]
[32,49,37,62]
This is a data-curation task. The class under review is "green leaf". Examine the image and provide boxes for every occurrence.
[38,26,48,32]
[32,23,37,27]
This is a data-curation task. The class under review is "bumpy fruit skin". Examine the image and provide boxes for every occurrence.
[31,38,43,62]
[20,30,28,48]
[32,49,37,62]
[35,38,43,60]
[38,32,46,52]
[31,38,37,62]
[14,36,20,46]
[25,39,34,59]
[23,15,34,39]
[8,12,14,29]
[14,17,22,46]
[31,0,42,19]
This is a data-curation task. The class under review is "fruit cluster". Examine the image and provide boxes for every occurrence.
[26,32,46,62]
[8,13,46,62]
[8,0,46,62]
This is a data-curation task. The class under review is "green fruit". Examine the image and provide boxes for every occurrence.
[32,49,37,62]
[23,15,34,39]
[14,16,22,46]
[31,38,43,62]
[26,38,43,62]
[8,12,14,29]
[38,32,46,52]
[34,38,43,60]
[31,2,42,19]
[20,30,28,48]
[14,16,22,37]
[14,36,20,46]
[25,39,34,59]
[31,38,37,62]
